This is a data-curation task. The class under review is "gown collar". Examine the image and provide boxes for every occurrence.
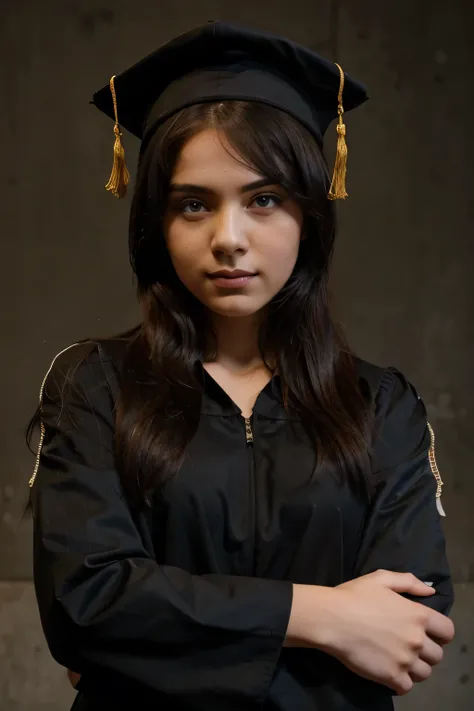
[198,365,293,420]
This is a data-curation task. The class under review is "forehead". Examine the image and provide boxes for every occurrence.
[172,129,262,183]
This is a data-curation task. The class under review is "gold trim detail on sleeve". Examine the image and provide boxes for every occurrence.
[427,422,446,517]
[28,344,79,489]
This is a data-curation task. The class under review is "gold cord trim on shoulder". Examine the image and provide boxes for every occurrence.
[427,422,446,517]
[28,344,79,489]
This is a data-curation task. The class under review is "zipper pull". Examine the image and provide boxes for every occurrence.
[244,417,253,445]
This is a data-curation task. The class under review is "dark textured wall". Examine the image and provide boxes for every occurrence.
[0,1,472,708]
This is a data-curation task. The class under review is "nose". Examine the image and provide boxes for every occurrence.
[210,205,249,259]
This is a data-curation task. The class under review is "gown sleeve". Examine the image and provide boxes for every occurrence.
[354,368,453,615]
[30,343,292,704]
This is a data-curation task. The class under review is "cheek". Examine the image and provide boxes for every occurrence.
[165,229,201,284]
[261,225,301,284]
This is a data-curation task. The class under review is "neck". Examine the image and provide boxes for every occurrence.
[207,313,265,373]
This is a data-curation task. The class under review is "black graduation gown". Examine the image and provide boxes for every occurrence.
[30,336,453,711]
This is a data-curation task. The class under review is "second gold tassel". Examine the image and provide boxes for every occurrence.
[328,63,349,201]
[105,76,130,199]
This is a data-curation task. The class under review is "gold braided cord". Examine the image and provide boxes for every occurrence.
[109,75,120,124]
[335,62,345,105]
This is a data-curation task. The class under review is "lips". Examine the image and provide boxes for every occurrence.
[207,269,257,289]
[208,270,256,279]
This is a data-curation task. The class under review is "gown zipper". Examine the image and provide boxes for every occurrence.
[244,416,254,445]
[244,416,257,573]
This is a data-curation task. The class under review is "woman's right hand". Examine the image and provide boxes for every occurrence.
[288,570,455,696]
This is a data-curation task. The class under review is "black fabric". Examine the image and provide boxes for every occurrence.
[31,336,453,711]
[91,21,368,147]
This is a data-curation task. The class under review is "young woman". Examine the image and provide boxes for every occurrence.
[30,21,454,711]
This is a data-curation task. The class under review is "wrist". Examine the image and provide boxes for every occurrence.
[286,584,339,649]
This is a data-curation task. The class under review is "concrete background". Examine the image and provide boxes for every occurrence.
[0,0,472,708]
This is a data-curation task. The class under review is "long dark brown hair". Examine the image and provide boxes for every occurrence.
[115,100,372,507]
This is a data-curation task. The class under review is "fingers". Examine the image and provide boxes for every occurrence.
[377,571,455,644]
[373,570,436,597]
[391,673,414,696]
[419,636,444,666]
[386,642,442,695]
[425,610,455,645]
[408,659,433,683]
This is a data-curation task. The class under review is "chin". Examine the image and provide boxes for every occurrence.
[208,306,262,319]
[205,296,266,319]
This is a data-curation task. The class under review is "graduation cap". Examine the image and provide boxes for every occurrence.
[92,21,368,200]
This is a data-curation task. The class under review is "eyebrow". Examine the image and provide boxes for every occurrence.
[168,178,276,195]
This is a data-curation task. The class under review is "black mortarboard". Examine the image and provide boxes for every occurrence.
[92,21,368,200]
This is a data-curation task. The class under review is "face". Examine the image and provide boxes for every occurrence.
[163,129,303,319]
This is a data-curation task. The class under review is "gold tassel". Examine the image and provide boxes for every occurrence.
[105,75,130,199]
[328,63,348,201]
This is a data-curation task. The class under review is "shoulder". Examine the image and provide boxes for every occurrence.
[41,328,138,404]
[355,358,430,471]
[355,357,425,421]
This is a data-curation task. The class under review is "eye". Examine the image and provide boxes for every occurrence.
[251,194,282,209]
[181,199,208,214]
